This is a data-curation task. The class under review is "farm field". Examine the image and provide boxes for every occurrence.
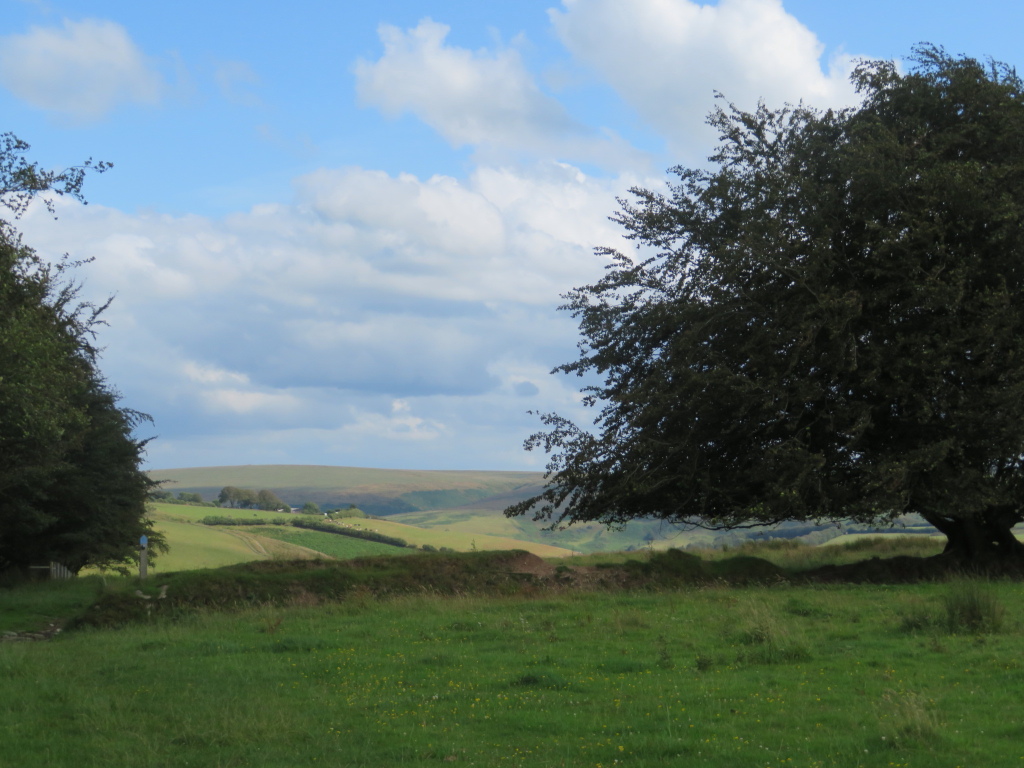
[147,501,575,568]
[147,464,702,552]
[148,465,544,516]
[142,503,322,572]
[391,506,716,552]
[246,526,417,560]
[1,566,1020,768]
[148,465,944,554]
[339,516,575,558]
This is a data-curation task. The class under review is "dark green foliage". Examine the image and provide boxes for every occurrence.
[508,47,1024,565]
[199,516,275,526]
[256,489,287,512]
[216,485,288,511]
[217,486,243,507]
[289,516,409,547]
[0,134,161,575]
[72,550,548,628]
[199,513,409,548]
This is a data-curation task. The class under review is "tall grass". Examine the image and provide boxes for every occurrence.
[941,578,1005,634]
[558,535,946,572]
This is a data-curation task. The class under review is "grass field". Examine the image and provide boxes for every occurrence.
[152,465,917,554]
[246,526,416,559]
[340,517,575,558]
[139,503,320,573]
[146,500,577,564]
[148,465,543,514]
[1,565,1020,767]
[391,507,716,552]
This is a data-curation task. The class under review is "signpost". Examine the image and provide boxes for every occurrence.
[139,535,148,580]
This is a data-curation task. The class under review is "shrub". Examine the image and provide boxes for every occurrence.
[200,516,270,526]
[289,517,408,548]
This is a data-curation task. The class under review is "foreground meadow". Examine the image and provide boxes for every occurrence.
[2,574,1022,768]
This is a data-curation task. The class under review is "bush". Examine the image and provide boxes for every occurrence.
[331,506,368,519]
[200,516,272,526]
[289,517,408,548]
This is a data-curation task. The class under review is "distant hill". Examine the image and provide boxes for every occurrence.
[147,465,544,516]
[149,464,934,556]
[146,464,695,554]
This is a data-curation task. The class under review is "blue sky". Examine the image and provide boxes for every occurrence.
[3,0,1022,471]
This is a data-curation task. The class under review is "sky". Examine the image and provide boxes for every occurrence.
[2,0,1022,472]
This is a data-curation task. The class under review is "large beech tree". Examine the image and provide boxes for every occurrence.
[0,134,161,575]
[507,47,1024,565]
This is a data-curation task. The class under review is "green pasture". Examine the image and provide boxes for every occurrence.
[1,572,1021,767]
[391,507,713,553]
[148,501,290,525]
[246,527,416,559]
[148,465,542,510]
[341,517,575,558]
[144,501,574,570]
[146,518,265,573]
[0,578,101,633]
[134,504,321,573]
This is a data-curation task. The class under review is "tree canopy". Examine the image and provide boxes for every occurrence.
[0,133,160,576]
[506,47,1024,564]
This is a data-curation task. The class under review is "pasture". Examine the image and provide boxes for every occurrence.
[148,465,543,516]
[146,501,575,568]
[1,558,1020,768]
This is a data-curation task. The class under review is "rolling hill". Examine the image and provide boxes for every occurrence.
[149,464,930,558]
[148,465,543,515]
[147,464,696,554]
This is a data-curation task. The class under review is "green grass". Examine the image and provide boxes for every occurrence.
[115,504,325,574]
[148,465,542,510]
[341,517,575,558]
[2,575,1022,767]
[391,506,714,553]
[695,535,946,571]
[0,577,102,633]
[145,518,270,573]
[246,527,415,559]
[144,501,575,573]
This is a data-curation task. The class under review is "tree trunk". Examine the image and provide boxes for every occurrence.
[923,506,1024,568]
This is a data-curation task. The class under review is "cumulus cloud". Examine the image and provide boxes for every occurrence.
[551,0,861,159]
[16,158,642,468]
[354,18,645,170]
[0,18,163,120]
[340,399,448,442]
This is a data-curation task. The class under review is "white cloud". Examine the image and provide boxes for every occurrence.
[200,388,302,416]
[354,18,646,170]
[183,362,250,386]
[340,399,448,442]
[214,60,262,107]
[551,0,860,159]
[16,157,643,468]
[0,18,163,120]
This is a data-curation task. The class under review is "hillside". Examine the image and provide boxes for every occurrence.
[147,464,937,557]
[147,464,695,554]
[148,465,543,515]
[144,500,575,569]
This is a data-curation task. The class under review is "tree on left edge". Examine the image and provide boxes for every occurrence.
[0,132,164,577]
